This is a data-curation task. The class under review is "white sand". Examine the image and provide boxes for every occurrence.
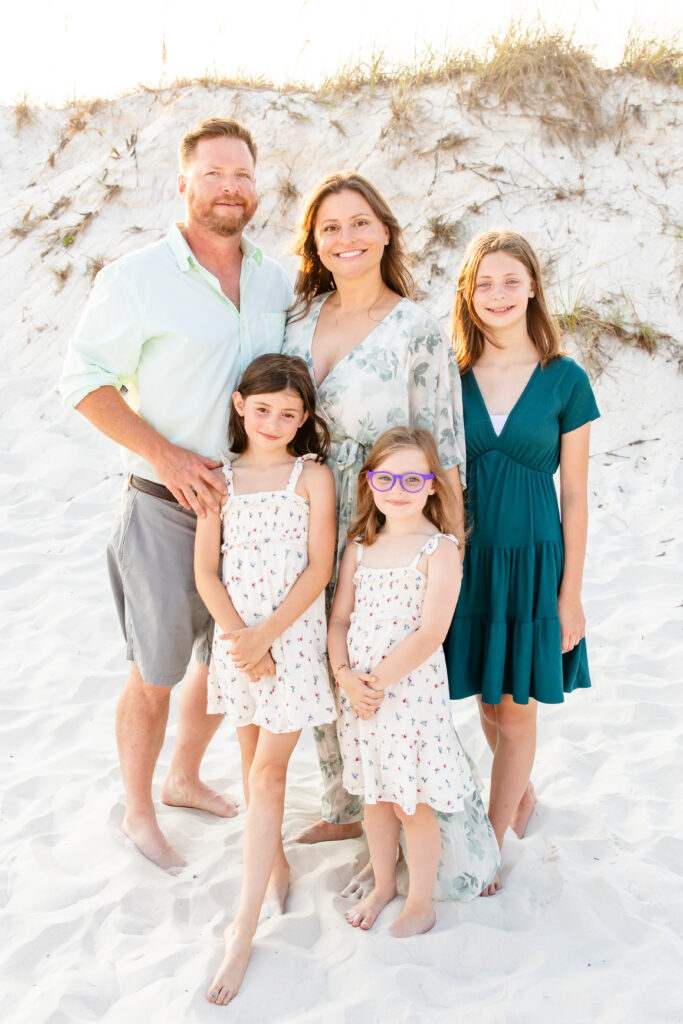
[1,78,682,1023]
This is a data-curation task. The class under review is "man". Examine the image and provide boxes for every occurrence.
[61,118,292,871]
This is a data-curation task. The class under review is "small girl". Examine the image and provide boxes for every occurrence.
[443,230,600,895]
[328,426,499,937]
[194,353,337,1006]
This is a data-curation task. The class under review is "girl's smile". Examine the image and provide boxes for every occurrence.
[472,251,535,331]
[232,389,308,450]
[369,448,435,526]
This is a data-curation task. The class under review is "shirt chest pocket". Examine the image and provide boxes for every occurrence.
[259,312,287,351]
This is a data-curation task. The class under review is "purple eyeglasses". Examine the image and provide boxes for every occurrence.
[367,470,435,493]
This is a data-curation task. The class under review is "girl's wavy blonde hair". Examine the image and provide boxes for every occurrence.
[452,230,563,373]
[347,427,456,545]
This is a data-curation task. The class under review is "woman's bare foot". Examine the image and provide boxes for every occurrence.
[263,858,290,915]
[480,871,502,897]
[295,819,363,844]
[389,905,436,938]
[340,859,375,901]
[161,774,239,818]
[121,812,186,873]
[206,924,253,1007]
[511,783,537,839]
[344,887,395,930]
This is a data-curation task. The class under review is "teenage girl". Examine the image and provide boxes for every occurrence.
[443,230,600,895]
[195,353,337,1005]
[328,426,499,936]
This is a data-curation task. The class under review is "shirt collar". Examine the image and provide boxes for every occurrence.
[166,222,263,272]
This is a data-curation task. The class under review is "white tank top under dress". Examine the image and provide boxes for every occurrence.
[337,533,501,900]
[207,454,337,734]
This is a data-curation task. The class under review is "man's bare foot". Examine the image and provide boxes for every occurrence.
[340,858,375,901]
[161,775,238,818]
[121,813,186,874]
[206,924,253,1007]
[389,906,436,938]
[480,872,502,897]
[263,859,290,916]
[511,783,537,839]
[344,887,395,930]
[295,819,363,844]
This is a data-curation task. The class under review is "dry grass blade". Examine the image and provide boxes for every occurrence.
[470,22,605,130]
[620,29,683,85]
[14,95,34,133]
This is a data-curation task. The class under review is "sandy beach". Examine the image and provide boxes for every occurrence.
[1,72,682,1022]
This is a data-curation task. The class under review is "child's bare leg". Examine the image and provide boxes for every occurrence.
[478,696,537,845]
[390,803,440,937]
[236,724,290,913]
[485,697,537,845]
[207,728,300,1007]
[345,803,399,930]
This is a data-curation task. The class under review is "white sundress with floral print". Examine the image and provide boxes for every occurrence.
[207,454,336,733]
[338,534,477,815]
[337,533,501,899]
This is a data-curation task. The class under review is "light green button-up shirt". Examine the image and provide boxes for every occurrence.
[60,223,293,481]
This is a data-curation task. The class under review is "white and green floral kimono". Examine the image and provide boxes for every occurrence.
[280,294,498,900]
[283,295,466,586]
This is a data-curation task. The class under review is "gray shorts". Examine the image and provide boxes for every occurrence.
[106,485,214,687]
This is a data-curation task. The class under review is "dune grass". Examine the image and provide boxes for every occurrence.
[620,30,683,84]
[557,299,672,366]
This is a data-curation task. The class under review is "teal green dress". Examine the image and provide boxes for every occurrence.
[445,357,600,705]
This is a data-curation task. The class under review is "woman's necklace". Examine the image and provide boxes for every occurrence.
[332,282,388,329]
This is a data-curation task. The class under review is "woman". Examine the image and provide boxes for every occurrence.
[282,172,467,853]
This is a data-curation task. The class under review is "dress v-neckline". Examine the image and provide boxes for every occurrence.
[469,362,540,441]
[309,293,406,389]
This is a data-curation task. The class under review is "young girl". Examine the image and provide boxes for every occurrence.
[443,230,600,895]
[194,353,337,1006]
[328,427,499,937]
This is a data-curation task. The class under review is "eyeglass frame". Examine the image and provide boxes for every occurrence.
[366,470,436,493]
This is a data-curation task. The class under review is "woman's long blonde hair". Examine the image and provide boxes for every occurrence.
[347,427,456,545]
[452,230,563,373]
[289,172,414,320]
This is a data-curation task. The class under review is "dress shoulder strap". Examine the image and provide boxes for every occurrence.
[286,453,317,492]
[354,540,364,567]
[221,460,235,498]
[408,532,459,568]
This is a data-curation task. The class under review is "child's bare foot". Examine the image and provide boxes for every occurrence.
[480,871,502,897]
[340,858,374,901]
[344,887,395,930]
[263,858,290,915]
[511,783,537,839]
[389,906,436,938]
[295,819,363,844]
[161,774,238,818]
[206,924,253,1007]
[121,812,186,873]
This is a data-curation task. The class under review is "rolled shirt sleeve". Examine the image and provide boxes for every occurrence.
[60,261,147,409]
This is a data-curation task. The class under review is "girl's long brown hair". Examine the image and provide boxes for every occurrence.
[289,172,414,321]
[347,427,456,545]
[229,354,330,460]
[452,230,563,373]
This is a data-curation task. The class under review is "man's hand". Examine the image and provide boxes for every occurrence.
[150,442,226,516]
